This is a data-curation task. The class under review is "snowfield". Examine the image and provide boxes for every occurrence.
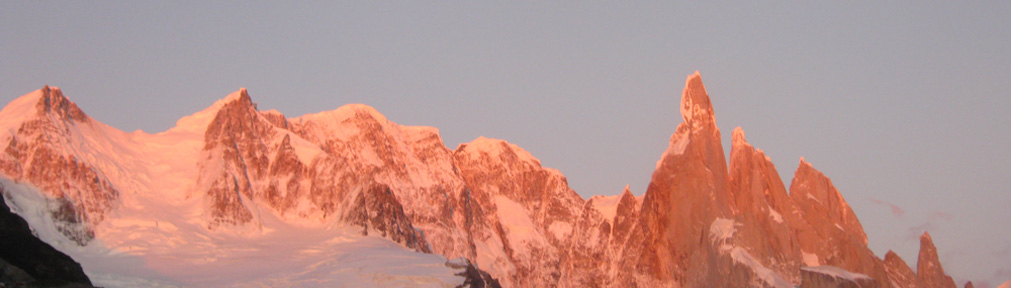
[1,177,466,288]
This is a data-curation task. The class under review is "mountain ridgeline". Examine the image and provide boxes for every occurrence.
[0,72,960,287]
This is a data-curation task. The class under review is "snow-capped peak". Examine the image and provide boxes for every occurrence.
[456,136,541,167]
[167,88,252,134]
[296,103,389,124]
[35,85,88,120]
[0,88,47,131]
[0,86,89,131]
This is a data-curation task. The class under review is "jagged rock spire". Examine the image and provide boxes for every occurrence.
[790,158,868,245]
[35,85,89,122]
[884,250,924,288]
[680,71,716,130]
[918,232,958,288]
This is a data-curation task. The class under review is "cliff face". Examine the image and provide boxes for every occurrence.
[789,159,889,283]
[0,86,119,245]
[918,232,958,288]
[618,72,735,285]
[726,127,804,283]
[884,250,925,288]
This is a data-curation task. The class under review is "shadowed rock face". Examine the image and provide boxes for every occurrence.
[686,218,794,288]
[446,257,503,288]
[340,182,431,252]
[1,186,93,287]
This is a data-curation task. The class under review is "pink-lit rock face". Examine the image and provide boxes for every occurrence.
[619,71,735,285]
[0,86,117,245]
[885,250,925,288]
[919,232,958,288]
[727,127,804,283]
[452,137,585,287]
[789,158,889,283]
[790,158,867,246]
[0,73,964,287]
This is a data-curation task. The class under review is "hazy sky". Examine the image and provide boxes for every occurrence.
[2,2,1009,286]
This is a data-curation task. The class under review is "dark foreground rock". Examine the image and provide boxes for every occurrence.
[1,185,94,287]
[446,257,502,288]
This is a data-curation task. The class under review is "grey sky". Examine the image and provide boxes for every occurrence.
[2,2,1009,286]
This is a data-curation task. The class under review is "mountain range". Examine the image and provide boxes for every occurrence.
[0,72,975,287]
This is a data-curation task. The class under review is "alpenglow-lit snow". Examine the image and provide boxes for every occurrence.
[2,178,466,287]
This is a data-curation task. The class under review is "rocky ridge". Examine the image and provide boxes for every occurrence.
[0,72,964,287]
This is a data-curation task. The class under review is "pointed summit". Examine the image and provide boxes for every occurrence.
[203,88,273,150]
[789,158,868,245]
[728,126,791,218]
[883,250,924,288]
[29,85,89,123]
[623,70,733,283]
[456,136,542,168]
[918,232,957,288]
[731,126,747,146]
[169,88,256,134]
[226,87,254,108]
[290,103,400,143]
[680,71,715,130]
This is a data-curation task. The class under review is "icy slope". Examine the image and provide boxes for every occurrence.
[1,177,466,287]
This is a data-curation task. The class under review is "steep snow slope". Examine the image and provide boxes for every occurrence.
[0,88,472,287]
[2,178,466,287]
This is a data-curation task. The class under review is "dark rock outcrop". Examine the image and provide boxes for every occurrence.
[446,257,502,288]
[1,185,93,287]
[341,182,431,253]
